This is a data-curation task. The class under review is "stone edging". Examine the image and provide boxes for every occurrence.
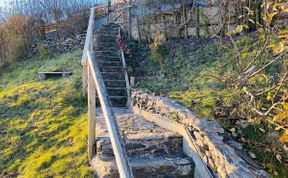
[132,90,270,178]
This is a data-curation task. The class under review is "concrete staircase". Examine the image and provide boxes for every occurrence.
[91,108,195,178]
[93,24,128,108]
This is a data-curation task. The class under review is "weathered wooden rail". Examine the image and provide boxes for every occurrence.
[81,4,133,178]
[117,28,131,108]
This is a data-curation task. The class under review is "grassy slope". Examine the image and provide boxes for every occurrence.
[127,37,288,177]
[0,51,92,177]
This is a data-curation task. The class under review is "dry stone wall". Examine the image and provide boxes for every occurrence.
[31,33,86,56]
[132,90,270,178]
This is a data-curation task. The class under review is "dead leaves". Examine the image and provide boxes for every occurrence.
[279,130,288,144]
[273,103,288,144]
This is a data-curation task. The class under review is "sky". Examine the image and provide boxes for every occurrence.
[0,0,10,8]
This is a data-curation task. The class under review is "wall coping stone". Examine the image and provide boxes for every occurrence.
[132,90,270,178]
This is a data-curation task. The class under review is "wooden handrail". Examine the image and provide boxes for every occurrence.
[117,28,131,108]
[82,5,134,178]
[120,50,131,108]
[82,7,96,64]
[87,51,134,178]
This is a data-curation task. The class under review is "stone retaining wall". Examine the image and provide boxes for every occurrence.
[132,90,270,178]
[31,33,86,56]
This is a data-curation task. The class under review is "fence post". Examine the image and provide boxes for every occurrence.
[88,66,96,161]
[83,62,88,96]
[196,6,200,38]
[107,0,111,23]
[128,0,132,39]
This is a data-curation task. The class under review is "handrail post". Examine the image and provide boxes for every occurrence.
[88,65,96,161]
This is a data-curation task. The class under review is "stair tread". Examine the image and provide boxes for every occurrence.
[101,71,124,74]
[104,79,125,82]
[96,59,122,64]
[96,95,127,98]
[91,156,194,177]
[95,56,120,59]
[95,109,182,158]
[93,50,119,53]
[93,155,193,165]
[106,87,126,89]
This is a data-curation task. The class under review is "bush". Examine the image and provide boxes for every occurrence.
[37,43,50,59]
[0,14,34,67]
[149,42,168,69]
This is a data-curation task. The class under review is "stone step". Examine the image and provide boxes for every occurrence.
[96,96,127,107]
[95,35,116,42]
[94,37,118,44]
[93,109,194,177]
[95,34,117,39]
[93,38,117,47]
[96,132,183,160]
[95,31,118,37]
[94,51,119,57]
[91,156,194,178]
[100,25,119,31]
[106,87,127,96]
[97,29,118,35]
[98,61,122,67]
[101,66,123,72]
[95,55,120,62]
[94,46,119,52]
[102,72,125,80]
[102,23,119,28]
[94,33,118,40]
[104,80,126,87]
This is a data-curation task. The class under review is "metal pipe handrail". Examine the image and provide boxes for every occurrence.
[87,51,134,178]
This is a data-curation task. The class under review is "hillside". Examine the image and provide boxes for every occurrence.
[127,35,288,177]
[0,51,92,177]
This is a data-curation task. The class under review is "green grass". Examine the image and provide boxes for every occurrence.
[127,37,288,177]
[0,50,92,177]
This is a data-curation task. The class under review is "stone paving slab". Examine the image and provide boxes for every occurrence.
[95,108,181,139]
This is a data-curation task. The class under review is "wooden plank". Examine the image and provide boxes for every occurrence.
[117,27,132,108]
[88,66,96,161]
[120,47,131,108]
[82,7,96,65]
[82,7,96,95]
[87,51,134,178]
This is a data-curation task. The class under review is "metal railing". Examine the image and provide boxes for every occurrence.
[82,6,134,178]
